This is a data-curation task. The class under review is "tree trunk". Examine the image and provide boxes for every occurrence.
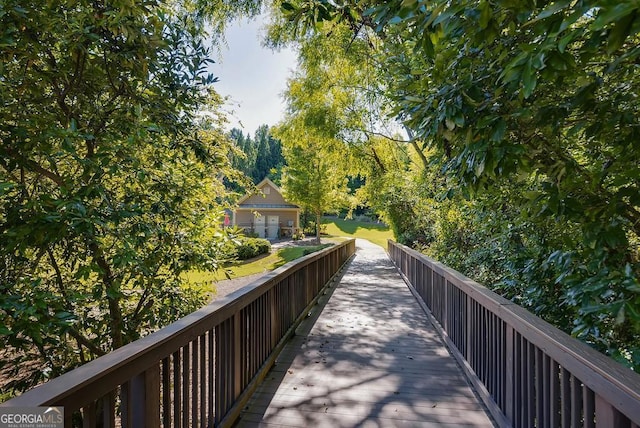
[315,210,322,244]
[89,241,124,349]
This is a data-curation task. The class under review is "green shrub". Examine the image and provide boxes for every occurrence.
[228,237,271,260]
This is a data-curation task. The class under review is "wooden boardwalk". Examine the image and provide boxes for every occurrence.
[236,239,495,427]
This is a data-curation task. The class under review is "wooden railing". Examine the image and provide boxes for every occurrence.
[1,239,355,427]
[388,240,640,428]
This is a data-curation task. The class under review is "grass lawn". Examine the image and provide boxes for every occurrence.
[322,216,394,249]
[185,216,394,287]
[185,243,333,284]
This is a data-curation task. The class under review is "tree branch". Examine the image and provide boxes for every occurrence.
[66,328,106,358]
[405,127,429,169]
[3,147,66,187]
[47,248,68,301]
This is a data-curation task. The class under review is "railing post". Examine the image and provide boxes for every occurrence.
[146,366,161,427]
[466,295,472,366]
[595,394,623,428]
[125,365,160,428]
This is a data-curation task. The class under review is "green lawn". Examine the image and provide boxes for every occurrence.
[322,217,394,249]
[185,216,393,290]
[185,243,333,284]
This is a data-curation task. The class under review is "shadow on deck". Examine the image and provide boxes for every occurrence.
[236,240,494,427]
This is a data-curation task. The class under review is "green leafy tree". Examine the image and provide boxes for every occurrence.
[271,0,640,367]
[266,5,425,235]
[228,124,285,186]
[228,127,257,184]
[0,0,253,394]
[276,127,349,242]
[252,124,285,183]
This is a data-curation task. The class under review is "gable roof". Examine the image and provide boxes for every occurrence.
[237,178,299,209]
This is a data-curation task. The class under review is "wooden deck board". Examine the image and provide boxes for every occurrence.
[236,239,495,427]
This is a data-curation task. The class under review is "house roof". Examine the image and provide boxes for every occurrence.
[236,177,299,209]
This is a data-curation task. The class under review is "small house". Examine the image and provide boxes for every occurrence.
[232,178,300,239]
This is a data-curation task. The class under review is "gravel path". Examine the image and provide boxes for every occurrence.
[212,272,267,300]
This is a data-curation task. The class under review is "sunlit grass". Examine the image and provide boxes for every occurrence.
[322,216,394,249]
[185,216,393,289]
[184,244,333,284]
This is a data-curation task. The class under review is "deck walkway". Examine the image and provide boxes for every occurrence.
[236,239,495,427]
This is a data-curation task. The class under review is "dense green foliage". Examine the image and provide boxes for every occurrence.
[228,124,285,186]
[276,126,350,242]
[0,0,256,395]
[267,0,640,368]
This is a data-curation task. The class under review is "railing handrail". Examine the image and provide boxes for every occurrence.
[388,240,640,427]
[2,240,355,416]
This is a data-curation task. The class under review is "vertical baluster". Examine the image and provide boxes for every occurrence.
[182,344,190,428]
[258,298,263,369]
[191,339,199,428]
[82,401,96,428]
[258,297,264,364]
[469,301,475,372]
[550,359,560,428]
[264,292,270,359]
[466,297,473,371]
[173,350,181,428]
[449,285,454,344]
[476,305,482,381]
[542,354,550,428]
[200,334,206,427]
[536,348,543,428]
[214,321,225,425]
[505,325,514,425]
[242,307,249,388]
[65,410,75,428]
[561,368,571,428]
[520,335,527,428]
[162,356,171,427]
[121,382,131,428]
[270,288,277,358]
[484,308,490,386]
[483,307,489,384]
[248,303,255,378]
[527,342,535,427]
[208,329,214,425]
[106,392,116,428]
[233,311,242,402]
[493,316,499,407]
[570,374,582,428]
[583,386,595,428]
[498,319,504,409]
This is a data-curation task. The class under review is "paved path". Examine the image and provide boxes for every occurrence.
[236,239,495,427]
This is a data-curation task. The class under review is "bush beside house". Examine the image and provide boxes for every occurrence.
[223,237,271,260]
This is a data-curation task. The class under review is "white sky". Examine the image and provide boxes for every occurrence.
[212,15,298,135]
